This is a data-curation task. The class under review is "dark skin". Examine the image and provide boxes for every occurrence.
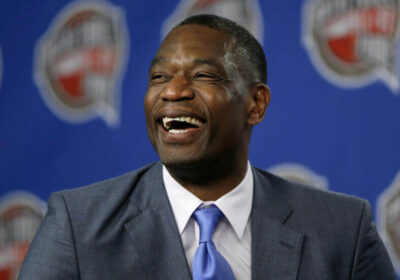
[145,24,270,201]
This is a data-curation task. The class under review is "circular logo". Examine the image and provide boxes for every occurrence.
[161,0,264,44]
[34,1,128,127]
[268,163,329,190]
[378,171,400,273]
[0,192,46,280]
[303,0,400,93]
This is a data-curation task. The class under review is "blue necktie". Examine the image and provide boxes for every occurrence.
[192,205,235,280]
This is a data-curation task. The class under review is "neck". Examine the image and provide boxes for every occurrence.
[165,156,248,201]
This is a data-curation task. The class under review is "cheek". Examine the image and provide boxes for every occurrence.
[144,96,156,132]
[144,91,156,115]
[200,88,233,106]
[145,85,166,109]
[214,92,228,102]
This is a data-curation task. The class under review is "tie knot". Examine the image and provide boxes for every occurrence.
[193,205,223,243]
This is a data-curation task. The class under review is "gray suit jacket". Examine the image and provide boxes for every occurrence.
[19,162,396,279]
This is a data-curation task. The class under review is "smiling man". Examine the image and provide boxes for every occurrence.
[145,22,267,203]
[20,14,395,280]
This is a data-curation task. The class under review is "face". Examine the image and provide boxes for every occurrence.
[144,25,254,168]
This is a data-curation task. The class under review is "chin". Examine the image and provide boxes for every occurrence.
[160,152,212,170]
[161,156,199,169]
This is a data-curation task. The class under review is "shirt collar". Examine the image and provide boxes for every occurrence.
[163,162,253,240]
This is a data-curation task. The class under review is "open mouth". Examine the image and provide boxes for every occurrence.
[161,116,204,134]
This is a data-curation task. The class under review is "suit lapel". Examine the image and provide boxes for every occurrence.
[251,168,304,280]
[124,163,192,280]
[122,163,304,279]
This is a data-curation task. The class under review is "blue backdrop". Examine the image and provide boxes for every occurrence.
[0,0,399,278]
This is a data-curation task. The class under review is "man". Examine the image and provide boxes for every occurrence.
[20,14,395,279]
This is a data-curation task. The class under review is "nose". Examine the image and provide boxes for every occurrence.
[160,75,195,101]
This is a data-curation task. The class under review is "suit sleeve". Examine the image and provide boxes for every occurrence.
[352,200,396,280]
[18,192,79,280]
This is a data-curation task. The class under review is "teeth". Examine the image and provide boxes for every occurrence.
[169,129,186,134]
[162,116,204,130]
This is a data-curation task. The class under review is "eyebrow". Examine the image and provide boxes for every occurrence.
[149,57,221,73]
[192,58,220,68]
[149,57,166,73]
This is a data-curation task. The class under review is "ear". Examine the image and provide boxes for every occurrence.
[247,83,270,126]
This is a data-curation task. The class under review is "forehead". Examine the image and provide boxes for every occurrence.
[154,25,233,67]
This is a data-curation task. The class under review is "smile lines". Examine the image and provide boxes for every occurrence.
[162,116,204,134]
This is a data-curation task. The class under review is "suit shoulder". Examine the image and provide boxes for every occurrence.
[44,162,161,238]
[50,162,160,218]
[253,167,367,214]
[57,162,158,199]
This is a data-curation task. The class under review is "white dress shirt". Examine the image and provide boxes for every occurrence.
[163,162,253,280]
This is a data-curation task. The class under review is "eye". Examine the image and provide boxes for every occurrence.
[193,72,222,81]
[150,73,170,84]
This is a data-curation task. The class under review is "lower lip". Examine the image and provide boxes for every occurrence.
[159,124,204,143]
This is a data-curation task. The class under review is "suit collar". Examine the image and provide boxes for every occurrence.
[251,167,304,280]
[125,162,192,280]
[123,163,304,280]
[163,162,254,239]
[251,166,293,223]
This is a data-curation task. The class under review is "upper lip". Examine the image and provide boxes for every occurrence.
[154,108,206,124]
